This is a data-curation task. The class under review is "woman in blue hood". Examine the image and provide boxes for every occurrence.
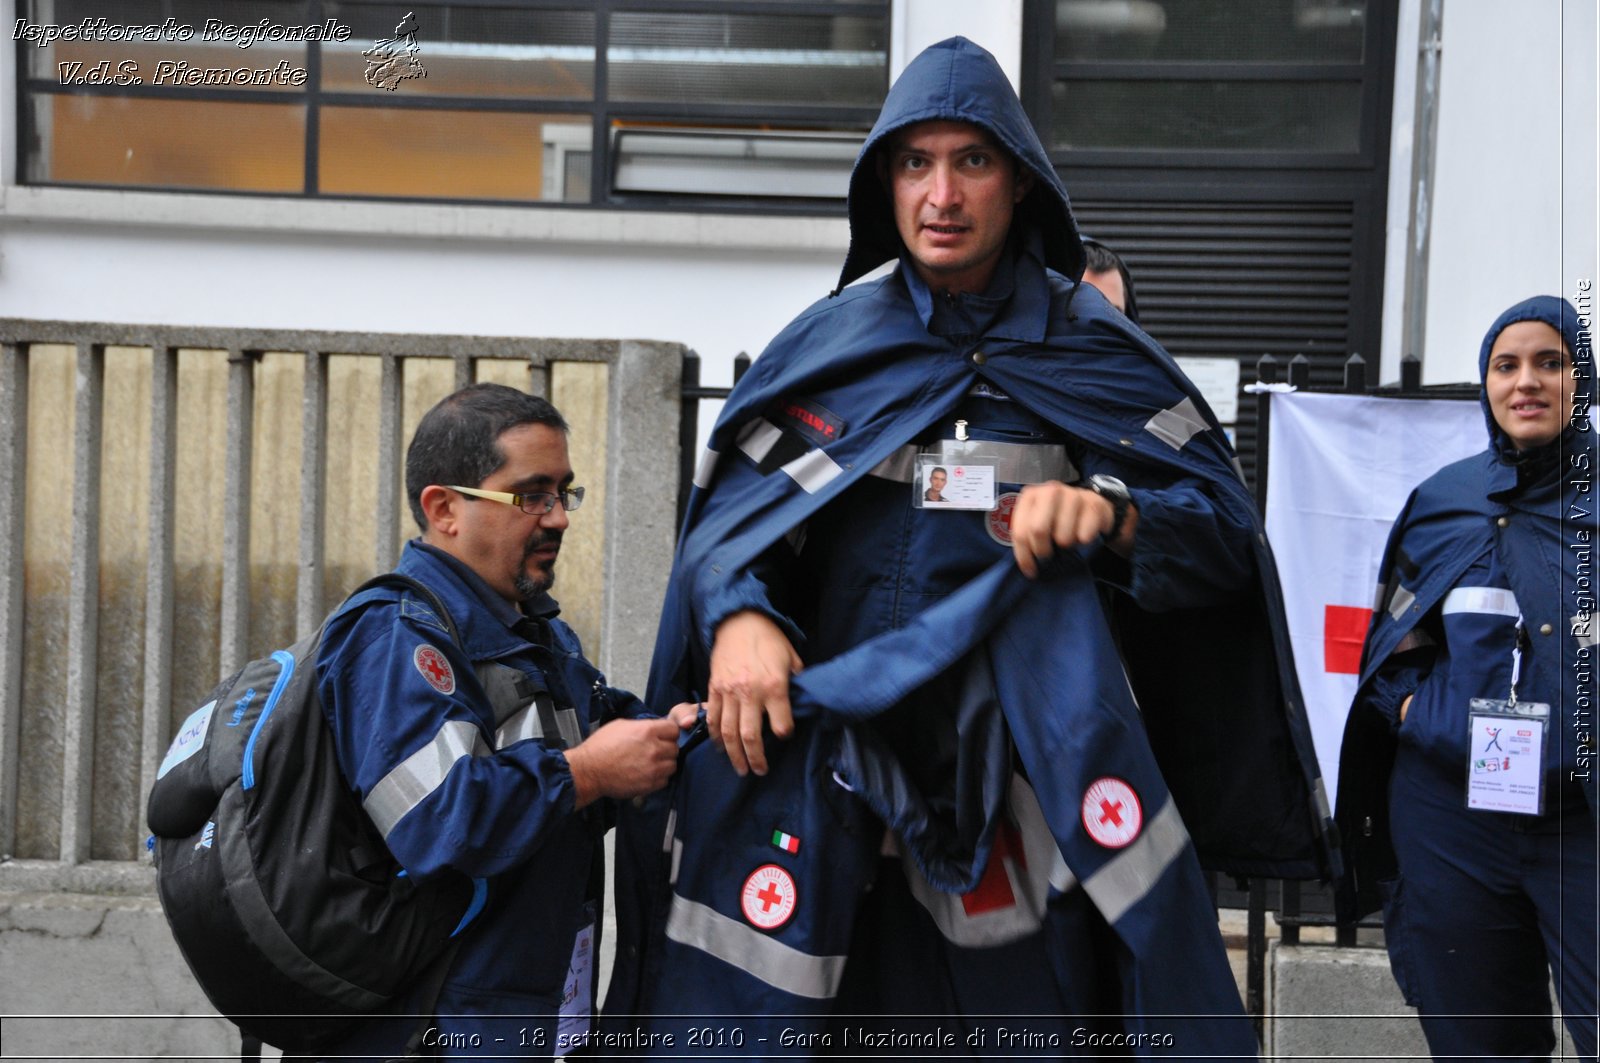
[1337,294,1597,1061]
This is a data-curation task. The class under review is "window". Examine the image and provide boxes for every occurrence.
[1036,0,1378,163]
[18,0,888,209]
[1023,0,1398,486]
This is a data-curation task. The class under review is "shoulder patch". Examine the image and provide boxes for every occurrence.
[769,397,847,450]
[413,643,456,695]
[400,597,449,634]
[1082,777,1142,849]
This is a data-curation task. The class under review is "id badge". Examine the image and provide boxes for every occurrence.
[914,453,997,510]
[1465,698,1552,816]
[556,921,595,1043]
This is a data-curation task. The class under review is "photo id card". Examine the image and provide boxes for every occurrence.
[557,921,595,1043]
[915,457,996,510]
[1465,699,1551,816]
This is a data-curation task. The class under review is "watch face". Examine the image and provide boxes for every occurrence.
[1091,474,1129,500]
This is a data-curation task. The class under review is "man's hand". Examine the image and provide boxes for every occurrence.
[1009,480,1138,578]
[706,610,804,777]
[565,715,687,809]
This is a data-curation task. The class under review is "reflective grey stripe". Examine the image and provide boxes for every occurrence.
[1311,779,1332,827]
[665,895,846,1000]
[495,705,543,749]
[1574,614,1598,649]
[1145,397,1209,450]
[781,446,844,494]
[554,707,583,749]
[1081,796,1189,925]
[364,719,480,837]
[736,418,782,464]
[1388,584,1417,622]
[867,447,920,481]
[900,775,1055,948]
[664,808,683,884]
[1442,586,1520,618]
[693,447,720,490]
[1049,849,1078,894]
[867,440,1077,485]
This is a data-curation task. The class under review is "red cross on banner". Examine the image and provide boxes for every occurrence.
[1324,605,1374,675]
[960,820,1028,916]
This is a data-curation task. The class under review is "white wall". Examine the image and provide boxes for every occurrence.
[0,208,840,376]
[0,3,1028,404]
[1409,0,1598,384]
[1378,0,1422,385]
[891,0,1025,88]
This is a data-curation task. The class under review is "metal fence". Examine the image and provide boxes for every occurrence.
[0,319,683,894]
[1229,351,1479,1035]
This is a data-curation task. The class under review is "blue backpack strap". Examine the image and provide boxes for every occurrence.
[335,573,463,649]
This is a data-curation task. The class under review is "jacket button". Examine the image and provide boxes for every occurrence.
[1497,516,1509,528]
[1540,623,1553,636]
[971,351,987,365]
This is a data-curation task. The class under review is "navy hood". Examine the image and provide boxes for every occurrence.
[833,36,1085,294]
[1476,294,1595,459]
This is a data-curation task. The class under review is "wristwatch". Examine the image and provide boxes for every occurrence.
[1086,474,1132,541]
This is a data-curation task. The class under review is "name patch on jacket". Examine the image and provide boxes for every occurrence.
[771,397,846,450]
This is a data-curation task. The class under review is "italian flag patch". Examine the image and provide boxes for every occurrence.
[771,829,800,854]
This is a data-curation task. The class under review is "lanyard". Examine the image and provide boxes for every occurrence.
[1507,614,1527,708]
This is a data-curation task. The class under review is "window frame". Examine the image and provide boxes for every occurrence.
[16,0,889,213]
[1021,0,1397,171]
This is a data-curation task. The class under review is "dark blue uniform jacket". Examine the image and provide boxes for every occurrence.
[318,541,641,1058]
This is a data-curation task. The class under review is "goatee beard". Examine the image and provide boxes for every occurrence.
[515,531,560,604]
[515,570,553,603]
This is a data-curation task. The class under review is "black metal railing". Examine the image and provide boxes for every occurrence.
[677,350,751,531]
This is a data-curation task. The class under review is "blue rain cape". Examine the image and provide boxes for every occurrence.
[1336,294,1598,920]
[607,37,1330,1059]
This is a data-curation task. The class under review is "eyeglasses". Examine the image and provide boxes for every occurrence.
[446,484,585,515]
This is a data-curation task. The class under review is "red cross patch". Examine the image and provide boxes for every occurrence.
[986,491,1020,545]
[1081,777,1142,849]
[739,863,797,931]
[413,644,455,695]
[960,819,1028,916]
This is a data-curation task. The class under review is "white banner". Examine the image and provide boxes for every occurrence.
[1264,391,1484,806]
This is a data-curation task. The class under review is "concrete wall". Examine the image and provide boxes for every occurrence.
[1382,0,1598,385]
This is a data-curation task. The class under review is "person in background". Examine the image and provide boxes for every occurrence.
[1338,295,1597,1062]
[1081,236,1140,323]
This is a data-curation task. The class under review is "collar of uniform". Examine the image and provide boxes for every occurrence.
[399,540,562,656]
[901,228,1051,346]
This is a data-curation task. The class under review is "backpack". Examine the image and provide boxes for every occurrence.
[146,574,477,1056]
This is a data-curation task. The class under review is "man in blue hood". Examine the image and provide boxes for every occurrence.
[605,38,1333,1058]
[1337,295,1597,1061]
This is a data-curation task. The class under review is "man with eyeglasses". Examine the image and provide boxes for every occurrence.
[314,382,695,1061]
